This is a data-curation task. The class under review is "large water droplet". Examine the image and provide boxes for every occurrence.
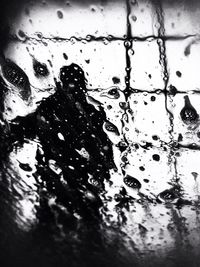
[104,121,120,136]
[123,175,141,190]
[158,186,181,202]
[180,95,199,124]
[2,59,31,100]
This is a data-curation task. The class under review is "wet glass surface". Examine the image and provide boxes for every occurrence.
[1,0,200,266]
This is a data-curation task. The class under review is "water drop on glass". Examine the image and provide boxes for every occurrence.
[180,95,199,124]
[123,175,141,190]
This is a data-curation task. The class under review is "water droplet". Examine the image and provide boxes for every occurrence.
[124,40,131,48]
[152,135,159,140]
[184,45,191,56]
[121,156,128,163]
[63,53,68,60]
[131,15,137,21]
[178,133,183,142]
[117,141,128,152]
[169,85,178,96]
[85,35,92,41]
[36,32,43,39]
[158,186,181,202]
[19,162,32,172]
[17,30,26,40]
[176,71,182,77]
[129,49,134,56]
[2,59,31,100]
[58,132,65,141]
[33,59,49,77]
[112,77,120,84]
[57,10,63,19]
[123,175,141,189]
[114,194,122,202]
[104,121,120,136]
[107,88,120,99]
[119,102,128,110]
[152,154,160,161]
[85,190,96,201]
[180,95,199,124]
[191,172,198,180]
[103,38,109,45]
[88,177,102,189]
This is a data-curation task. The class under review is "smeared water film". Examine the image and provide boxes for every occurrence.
[0,0,200,266]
